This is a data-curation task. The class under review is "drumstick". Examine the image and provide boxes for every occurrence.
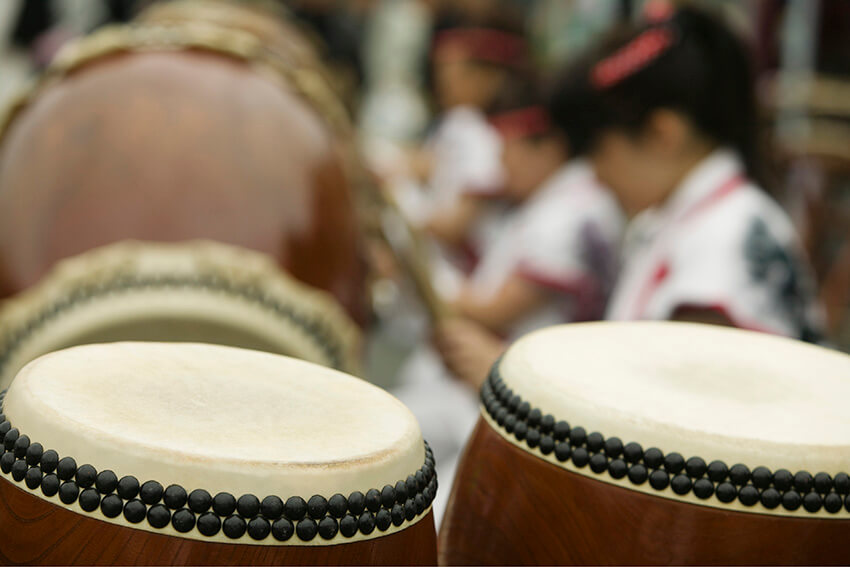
[372,181,450,323]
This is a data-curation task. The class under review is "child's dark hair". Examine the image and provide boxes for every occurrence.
[549,5,763,184]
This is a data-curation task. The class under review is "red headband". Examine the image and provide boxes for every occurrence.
[433,28,526,67]
[591,26,676,90]
[490,106,551,140]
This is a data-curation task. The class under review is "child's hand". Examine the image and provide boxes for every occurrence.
[434,317,506,391]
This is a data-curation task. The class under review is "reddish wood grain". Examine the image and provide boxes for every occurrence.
[440,418,850,565]
[0,480,437,565]
[0,49,368,325]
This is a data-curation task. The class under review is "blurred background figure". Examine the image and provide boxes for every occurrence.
[550,3,824,341]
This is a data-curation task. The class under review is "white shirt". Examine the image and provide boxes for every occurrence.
[606,149,824,342]
[467,160,624,339]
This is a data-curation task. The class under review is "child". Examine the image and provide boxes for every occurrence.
[435,98,624,387]
[550,4,824,341]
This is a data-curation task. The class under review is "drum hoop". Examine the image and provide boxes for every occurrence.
[481,362,850,519]
[0,240,362,385]
[0,395,437,545]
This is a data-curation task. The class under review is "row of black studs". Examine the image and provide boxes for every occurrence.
[481,368,849,514]
[0,273,345,375]
[0,392,437,541]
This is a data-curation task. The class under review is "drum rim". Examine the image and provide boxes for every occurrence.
[0,240,363,385]
[0,389,437,545]
[481,360,850,519]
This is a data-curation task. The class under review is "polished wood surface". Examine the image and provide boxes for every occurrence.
[440,418,850,565]
[0,49,367,324]
[0,480,437,565]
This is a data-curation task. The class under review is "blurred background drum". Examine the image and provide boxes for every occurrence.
[440,322,850,564]
[0,240,362,388]
[0,17,369,325]
[0,342,438,565]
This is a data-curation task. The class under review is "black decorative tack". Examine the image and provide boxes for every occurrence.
[214,492,238,517]
[540,414,555,433]
[123,499,147,524]
[716,482,737,503]
[223,515,247,539]
[623,442,643,464]
[25,442,43,466]
[328,493,348,518]
[247,517,271,540]
[814,473,833,494]
[834,473,850,495]
[394,480,408,503]
[95,470,118,494]
[802,492,823,513]
[773,469,793,491]
[0,452,14,474]
[628,464,648,485]
[589,453,608,474]
[348,491,366,516]
[365,489,381,513]
[729,464,750,486]
[604,437,623,458]
[554,442,571,462]
[271,518,293,541]
[237,494,260,518]
[671,474,691,495]
[609,459,628,479]
[376,509,391,531]
[188,489,213,514]
[569,427,587,447]
[685,457,707,479]
[40,450,58,473]
[649,469,670,490]
[59,481,80,504]
[824,493,843,514]
[75,464,97,489]
[41,473,60,497]
[56,457,77,481]
[761,488,781,509]
[307,495,329,519]
[782,490,802,511]
[526,428,541,449]
[3,428,18,450]
[738,485,759,506]
[572,447,590,468]
[751,466,772,489]
[404,498,416,521]
[296,518,318,541]
[707,461,728,482]
[117,476,140,500]
[171,509,196,533]
[406,474,418,495]
[25,466,42,489]
[514,421,528,441]
[553,420,570,441]
[318,516,339,540]
[643,448,663,469]
[693,478,715,499]
[101,494,123,518]
[794,471,813,493]
[11,460,27,482]
[586,432,604,452]
[340,514,358,537]
[359,511,377,534]
[663,453,685,474]
[140,480,164,505]
[147,504,171,529]
[13,434,30,458]
[261,495,283,520]
[164,485,189,510]
[539,435,555,455]
[198,512,222,536]
[79,488,101,512]
[390,503,404,526]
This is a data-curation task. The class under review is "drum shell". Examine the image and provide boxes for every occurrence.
[0,48,368,325]
[439,417,850,565]
[0,478,437,565]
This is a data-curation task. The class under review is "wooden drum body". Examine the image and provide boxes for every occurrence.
[0,23,367,324]
[0,343,439,564]
[440,322,850,565]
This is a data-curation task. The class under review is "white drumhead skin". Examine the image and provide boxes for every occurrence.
[502,322,850,474]
[2,342,429,543]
